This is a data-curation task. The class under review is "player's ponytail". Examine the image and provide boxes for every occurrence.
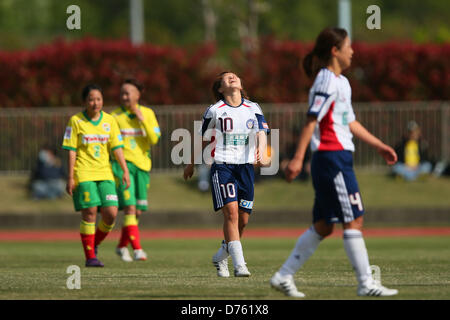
[303,27,348,79]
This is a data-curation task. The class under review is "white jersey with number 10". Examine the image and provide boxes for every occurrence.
[201,98,269,164]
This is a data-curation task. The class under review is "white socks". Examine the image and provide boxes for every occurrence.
[227,240,246,268]
[343,229,373,286]
[212,240,229,262]
[279,226,323,277]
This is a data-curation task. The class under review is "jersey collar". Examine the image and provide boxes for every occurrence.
[83,110,103,126]
[222,98,244,108]
[121,105,141,119]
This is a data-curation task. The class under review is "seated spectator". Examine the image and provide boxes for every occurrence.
[392,121,432,181]
[30,146,66,199]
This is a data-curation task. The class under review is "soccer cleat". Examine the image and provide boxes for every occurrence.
[357,281,399,297]
[115,247,133,262]
[234,264,251,277]
[212,258,230,278]
[85,258,104,267]
[133,249,147,261]
[270,272,305,298]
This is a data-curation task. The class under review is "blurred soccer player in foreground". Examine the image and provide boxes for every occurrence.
[270,27,399,297]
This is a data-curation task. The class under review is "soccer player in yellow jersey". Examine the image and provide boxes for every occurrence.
[63,84,130,267]
[111,79,161,262]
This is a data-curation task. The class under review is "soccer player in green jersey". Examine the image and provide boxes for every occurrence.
[63,84,130,267]
[111,79,161,262]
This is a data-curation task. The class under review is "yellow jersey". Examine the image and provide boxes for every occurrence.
[111,105,161,172]
[62,110,124,183]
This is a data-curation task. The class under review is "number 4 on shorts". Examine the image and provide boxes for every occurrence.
[349,192,363,211]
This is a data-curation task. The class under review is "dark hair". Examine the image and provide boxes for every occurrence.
[122,78,144,93]
[81,84,103,101]
[303,27,348,78]
[212,71,249,102]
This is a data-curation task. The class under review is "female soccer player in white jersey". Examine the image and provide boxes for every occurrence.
[63,84,130,267]
[270,27,399,297]
[184,71,270,277]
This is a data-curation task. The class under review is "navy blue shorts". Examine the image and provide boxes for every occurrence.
[210,163,255,213]
[311,151,364,224]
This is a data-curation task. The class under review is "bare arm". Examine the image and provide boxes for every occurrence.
[349,120,397,165]
[254,130,270,167]
[66,150,77,196]
[113,148,131,189]
[285,116,317,182]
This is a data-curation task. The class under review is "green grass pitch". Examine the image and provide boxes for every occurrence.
[0,236,449,300]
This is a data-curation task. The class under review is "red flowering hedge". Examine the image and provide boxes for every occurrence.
[233,39,450,102]
[0,38,218,108]
[0,38,448,107]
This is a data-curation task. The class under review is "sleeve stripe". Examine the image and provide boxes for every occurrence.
[111,145,124,151]
[62,146,77,151]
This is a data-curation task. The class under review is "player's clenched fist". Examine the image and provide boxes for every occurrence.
[285,159,302,183]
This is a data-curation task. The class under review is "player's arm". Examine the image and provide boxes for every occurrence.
[349,120,397,165]
[66,150,76,196]
[131,106,161,146]
[113,147,131,189]
[255,131,270,167]
[285,116,317,182]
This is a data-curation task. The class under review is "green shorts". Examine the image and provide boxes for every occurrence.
[112,160,150,211]
[73,180,118,211]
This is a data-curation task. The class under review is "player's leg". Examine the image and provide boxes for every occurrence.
[222,201,251,277]
[74,181,103,267]
[130,167,150,261]
[271,152,334,297]
[80,207,104,267]
[94,181,118,249]
[113,161,132,250]
[339,165,398,296]
[238,209,249,238]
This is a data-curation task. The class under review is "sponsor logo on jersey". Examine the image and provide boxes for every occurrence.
[262,122,269,129]
[223,134,249,146]
[106,194,118,201]
[246,119,255,129]
[64,127,72,139]
[239,199,253,209]
[82,134,109,144]
[102,123,111,132]
[120,128,144,137]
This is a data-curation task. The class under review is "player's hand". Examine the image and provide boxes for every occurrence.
[66,178,75,196]
[285,158,302,183]
[122,170,131,189]
[130,105,144,122]
[183,164,194,180]
[377,144,398,165]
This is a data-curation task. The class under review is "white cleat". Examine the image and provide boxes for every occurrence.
[270,272,305,298]
[116,247,133,262]
[212,258,230,278]
[234,264,251,277]
[357,281,399,297]
[133,249,148,261]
